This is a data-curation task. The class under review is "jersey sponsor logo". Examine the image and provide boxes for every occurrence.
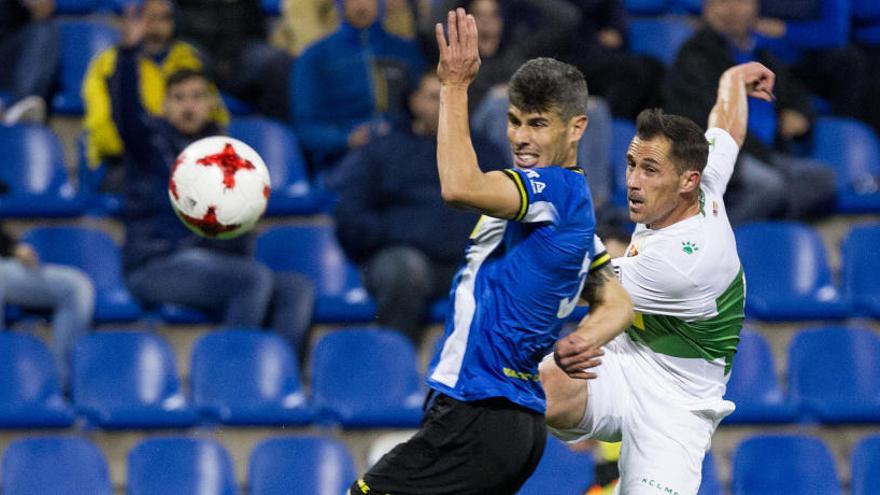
[640,478,680,495]
[681,241,699,254]
[708,136,716,153]
[530,180,546,194]
[502,367,540,382]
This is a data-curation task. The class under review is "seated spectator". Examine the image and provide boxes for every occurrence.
[175,0,292,119]
[0,0,59,124]
[432,0,579,113]
[554,0,664,120]
[111,9,315,357]
[664,0,836,224]
[271,0,420,56]
[755,0,868,120]
[292,0,426,173]
[0,219,94,389]
[331,72,507,344]
[82,0,229,192]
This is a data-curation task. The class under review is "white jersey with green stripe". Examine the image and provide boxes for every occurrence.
[612,127,745,408]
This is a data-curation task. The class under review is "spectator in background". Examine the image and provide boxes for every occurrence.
[82,0,229,192]
[111,8,315,358]
[755,0,867,120]
[291,0,425,173]
[664,0,836,224]
[0,220,95,390]
[332,72,507,344]
[271,0,421,56]
[432,0,580,112]
[0,0,59,124]
[175,0,292,119]
[556,0,665,120]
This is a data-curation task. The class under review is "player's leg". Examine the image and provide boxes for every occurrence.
[350,394,546,495]
[539,354,590,432]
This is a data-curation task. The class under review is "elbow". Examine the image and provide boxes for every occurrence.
[440,183,469,207]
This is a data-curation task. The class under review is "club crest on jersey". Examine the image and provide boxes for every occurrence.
[682,241,699,254]
[627,243,639,257]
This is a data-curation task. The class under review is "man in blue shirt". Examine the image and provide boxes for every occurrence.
[349,9,633,495]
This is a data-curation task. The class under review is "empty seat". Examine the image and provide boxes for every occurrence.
[732,434,841,495]
[54,20,118,114]
[311,328,423,427]
[1,436,112,495]
[735,222,848,320]
[191,328,312,426]
[0,332,74,428]
[852,435,880,495]
[722,328,797,424]
[228,118,326,215]
[22,226,142,322]
[628,17,695,66]
[788,326,880,423]
[255,225,375,323]
[127,437,236,495]
[72,331,198,428]
[811,117,880,213]
[518,436,594,495]
[54,0,99,14]
[841,223,880,317]
[249,436,356,495]
[698,451,722,495]
[0,125,83,217]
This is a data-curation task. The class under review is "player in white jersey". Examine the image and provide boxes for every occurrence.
[540,62,777,494]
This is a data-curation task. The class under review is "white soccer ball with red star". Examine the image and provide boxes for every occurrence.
[169,136,271,239]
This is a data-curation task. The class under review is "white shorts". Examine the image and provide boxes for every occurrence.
[547,335,734,495]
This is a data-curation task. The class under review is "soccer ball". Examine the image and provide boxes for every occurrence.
[169,136,271,239]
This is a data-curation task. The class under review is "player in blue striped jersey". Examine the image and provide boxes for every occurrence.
[349,9,633,495]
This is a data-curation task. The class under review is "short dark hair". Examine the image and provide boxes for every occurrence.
[635,108,709,175]
[165,68,209,91]
[508,58,588,121]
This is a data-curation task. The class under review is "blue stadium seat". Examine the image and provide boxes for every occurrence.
[1,436,112,495]
[732,434,841,495]
[623,0,668,15]
[0,125,83,217]
[788,326,880,423]
[127,437,236,495]
[228,118,326,215]
[0,332,75,428]
[853,0,880,44]
[852,435,880,495]
[54,20,118,114]
[811,117,880,213]
[734,222,848,320]
[249,436,356,495]
[260,0,281,16]
[72,331,198,428]
[55,0,99,14]
[698,451,722,495]
[255,225,375,323]
[842,224,880,317]
[722,328,797,424]
[191,329,312,426]
[517,436,594,495]
[21,226,143,322]
[610,119,635,206]
[628,17,695,66]
[311,328,423,427]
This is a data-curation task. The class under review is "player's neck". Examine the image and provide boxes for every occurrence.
[647,199,701,230]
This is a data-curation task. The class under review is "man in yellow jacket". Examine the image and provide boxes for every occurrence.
[82,0,228,173]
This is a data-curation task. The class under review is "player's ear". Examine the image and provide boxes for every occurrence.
[568,115,588,143]
[679,169,700,194]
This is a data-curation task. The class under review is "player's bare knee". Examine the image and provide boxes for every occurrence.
[540,358,586,430]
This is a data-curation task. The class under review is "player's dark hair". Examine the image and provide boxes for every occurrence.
[166,68,209,91]
[635,108,709,175]
[508,58,588,121]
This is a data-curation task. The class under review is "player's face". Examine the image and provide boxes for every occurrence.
[142,0,174,51]
[164,77,214,136]
[507,106,575,169]
[625,136,685,227]
[344,0,379,29]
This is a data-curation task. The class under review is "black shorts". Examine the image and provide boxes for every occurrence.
[357,393,546,495]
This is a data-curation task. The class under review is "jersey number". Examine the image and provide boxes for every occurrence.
[557,251,592,319]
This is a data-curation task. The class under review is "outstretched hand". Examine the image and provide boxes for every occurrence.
[553,334,605,380]
[435,8,481,87]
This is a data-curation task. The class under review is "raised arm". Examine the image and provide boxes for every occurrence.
[707,62,776,148]
[435,9,521,219]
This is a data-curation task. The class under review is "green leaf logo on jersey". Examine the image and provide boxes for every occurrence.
[682,241,699,254]
[708,137,716,153]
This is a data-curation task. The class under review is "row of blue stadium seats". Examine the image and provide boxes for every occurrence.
[2,432,879,494]
[6,220,880,327]
[0,328,421,429]
[3,114,880,219]
[2,323,879,431]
